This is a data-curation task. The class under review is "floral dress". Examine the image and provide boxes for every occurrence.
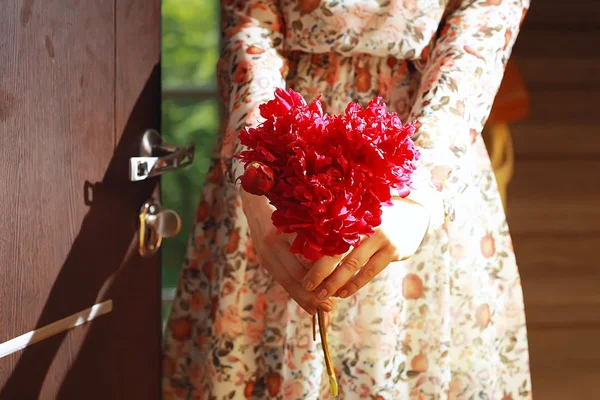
[163,0,533,399]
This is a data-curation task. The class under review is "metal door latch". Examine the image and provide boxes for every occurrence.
[138,199,182,257]
[129,129,195,182]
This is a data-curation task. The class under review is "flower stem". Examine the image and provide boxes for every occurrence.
[317,310,338,397]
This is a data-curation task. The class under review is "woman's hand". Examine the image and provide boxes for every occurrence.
[241,189,335,315]
[301,197,431,300]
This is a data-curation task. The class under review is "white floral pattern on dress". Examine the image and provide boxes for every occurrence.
[163,0,533,399]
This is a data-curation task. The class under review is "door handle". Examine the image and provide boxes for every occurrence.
[129,129,195,182]
[138,199,181,257]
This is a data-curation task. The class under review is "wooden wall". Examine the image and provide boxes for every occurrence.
[507,0,600,398]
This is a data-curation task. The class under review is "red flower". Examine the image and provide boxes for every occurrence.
[386,56,398,69]
[411,353,429,372]
[240,161,275,195]
[233,60,253,84]
[226,229,241,253]
[520,7,528,27]
[246,45,265,55]
[266,372,282,396]
[202,259,216,282]
[239,88,419,260]
[299,0,321,14]
[169,317,192,341]
[244,380,255,398]
[356,67,372,92]
[463,45,485,61]
[402,273,423,299]
[504,29,512,51]
[480,233,496,258]
[476,303,492,329]
[195,200,209,222]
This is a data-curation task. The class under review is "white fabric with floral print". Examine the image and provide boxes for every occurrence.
[163,0,533,399]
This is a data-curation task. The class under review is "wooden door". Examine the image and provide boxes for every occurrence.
[0,1,162,398]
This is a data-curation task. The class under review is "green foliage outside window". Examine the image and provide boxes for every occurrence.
[161,0,220,318]
[162,0,219,88]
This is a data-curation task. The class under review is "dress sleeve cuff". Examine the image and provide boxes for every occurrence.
[405,187,446,233]
[391,185,458,236]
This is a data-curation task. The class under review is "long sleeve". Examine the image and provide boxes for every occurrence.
[407,0,530,228]
[217,0,288,184]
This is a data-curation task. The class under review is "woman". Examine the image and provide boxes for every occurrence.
[163,0,532,398]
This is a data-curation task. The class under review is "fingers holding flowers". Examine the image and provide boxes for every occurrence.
[334,242,397,298]
[255,235,336,315]
[307,197,431,300]
[309,234,393,299]
[242,190,333,314]
[301,254,343,294]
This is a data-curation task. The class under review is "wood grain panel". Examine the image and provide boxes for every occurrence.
[0,0,115,398]
[517,236,600,314]
[515,235,599,275]
[507,160,600,235]
[513,234,600,328]
[509,90,600,158]
[0,0,161,398]
[528,327,600,400]
[513,29,598,59]
[525,90,600,123]
[52,0,162,399]
[111,0,162,398]
[523,0,600,29]
[515,58,600,89]
[512,121,600,158]
[525,302,600,329]
[491,4,600,397]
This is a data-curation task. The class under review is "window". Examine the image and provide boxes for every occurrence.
[161,0,220,323]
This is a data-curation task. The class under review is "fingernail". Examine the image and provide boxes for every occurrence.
[337,289,348,298]
[303,278,314,291]
[320,302,333,312]
[317,288,328,300]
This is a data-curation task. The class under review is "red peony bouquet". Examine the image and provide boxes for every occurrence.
[238,88,420,396]
[239,88,420,260]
